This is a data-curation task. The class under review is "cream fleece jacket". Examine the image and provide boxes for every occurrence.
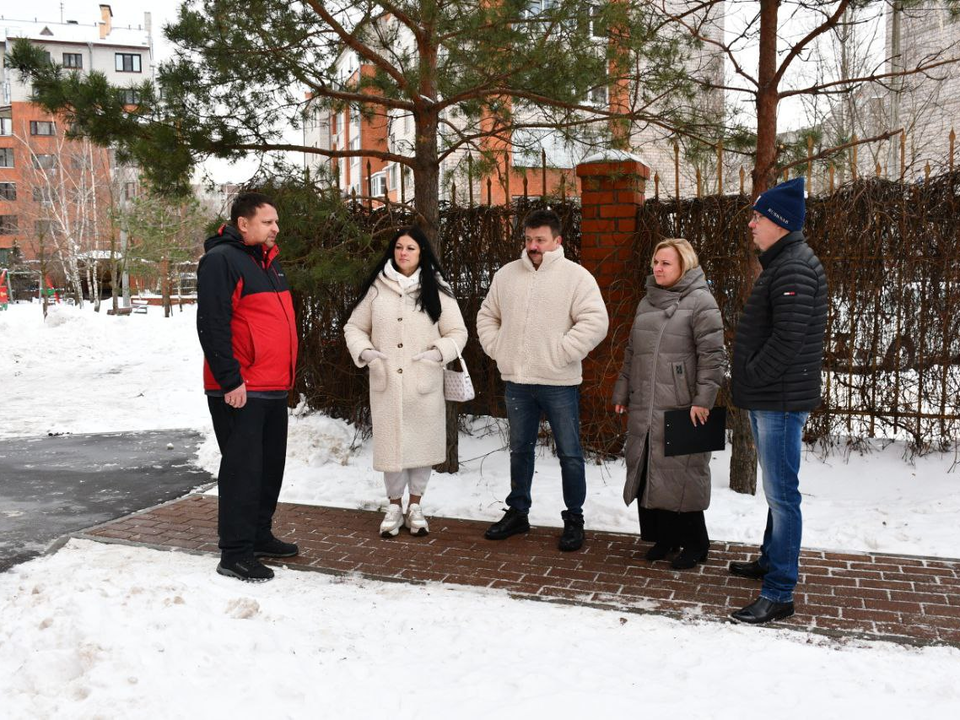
[476,245,609,386]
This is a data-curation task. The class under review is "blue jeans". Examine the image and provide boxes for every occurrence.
[749,410,809,604]
[504,382,586,515]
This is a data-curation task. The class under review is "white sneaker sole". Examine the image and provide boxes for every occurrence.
[380,525,401,538]
[407,525,429,536]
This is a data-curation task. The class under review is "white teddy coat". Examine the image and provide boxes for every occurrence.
[476,246,609,386]
[344,273,467,472]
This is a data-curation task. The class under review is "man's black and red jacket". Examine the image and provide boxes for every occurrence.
[196,224,298,394]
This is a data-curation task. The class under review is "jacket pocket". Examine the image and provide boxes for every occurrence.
[672,361,693,407]
[416,358,443,395]
[369,359,387,393]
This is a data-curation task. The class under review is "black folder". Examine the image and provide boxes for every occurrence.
[663,407,727,457]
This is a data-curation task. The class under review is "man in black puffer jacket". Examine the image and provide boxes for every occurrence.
[728,177,828,625]
[197,192,299,582]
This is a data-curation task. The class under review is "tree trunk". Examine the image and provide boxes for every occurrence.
[728,0,782,495]
[161,255,172,318]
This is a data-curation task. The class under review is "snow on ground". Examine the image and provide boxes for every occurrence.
[3,301,960,717]
[1,539,958,720]
[3,301,959,558]
[1,302,210,438]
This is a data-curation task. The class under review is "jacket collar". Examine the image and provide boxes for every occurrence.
[644,266,708,311]
[521,244,565,272]
[759,230,805,269]
[206,224,279,267]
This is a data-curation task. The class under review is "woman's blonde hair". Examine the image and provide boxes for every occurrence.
[650,238,699,276]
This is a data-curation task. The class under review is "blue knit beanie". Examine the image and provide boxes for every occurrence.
[754,177,805,232]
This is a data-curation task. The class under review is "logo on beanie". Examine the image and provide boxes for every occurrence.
[764,207,790,226]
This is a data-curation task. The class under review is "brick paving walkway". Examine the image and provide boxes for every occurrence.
[80,494,960,648]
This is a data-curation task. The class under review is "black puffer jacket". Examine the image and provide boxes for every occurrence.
[732,231,828,411]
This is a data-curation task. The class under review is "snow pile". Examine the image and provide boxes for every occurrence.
[0,540,957,718]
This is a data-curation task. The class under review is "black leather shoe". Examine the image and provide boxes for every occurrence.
[558,510,585,552]
[484,508,530,540]
[729,559,768,580]
[731,596,794,624]
[254,536,299,558]
[671,544,710,570]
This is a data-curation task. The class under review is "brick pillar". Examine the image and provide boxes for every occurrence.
[575,151,650,453]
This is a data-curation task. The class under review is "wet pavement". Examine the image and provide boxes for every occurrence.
[0,430,210,572]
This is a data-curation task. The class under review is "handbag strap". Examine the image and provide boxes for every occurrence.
[451,346,471,378]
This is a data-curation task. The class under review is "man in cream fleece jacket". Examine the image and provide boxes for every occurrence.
[477,209,609,551]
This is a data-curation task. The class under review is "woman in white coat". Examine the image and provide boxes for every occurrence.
[344,227,468,537]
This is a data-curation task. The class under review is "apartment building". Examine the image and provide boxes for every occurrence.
[0,4,153,265]
[302,4,725,205]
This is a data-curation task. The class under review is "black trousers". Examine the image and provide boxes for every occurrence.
[208,396,288,562]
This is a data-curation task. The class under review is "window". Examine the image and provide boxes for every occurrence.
[115,53,142,73]
[588,3,607,38]
[124,182,137,200]
[0,215,18,235]
[34,219,54,236]
[0,148,13,168]
[370,173,386,197]
[70,155,91,171]
[33,154,57,170]
[0,182,15,201]
[30,121,56,136]
[33,186,57,203]
[586,85,608,107]
[120,88,141,105]
[0,118,11,136]
[63,53,83,69]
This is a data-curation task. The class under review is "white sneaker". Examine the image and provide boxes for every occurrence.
[405,503,429,536]
[380,504,404,537]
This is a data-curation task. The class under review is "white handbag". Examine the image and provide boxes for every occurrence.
[443,349,475,402]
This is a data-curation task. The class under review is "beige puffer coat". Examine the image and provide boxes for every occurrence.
[345,274,468,472]
[611,267,725,511]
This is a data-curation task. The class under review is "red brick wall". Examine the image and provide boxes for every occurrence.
[576,156,650,452]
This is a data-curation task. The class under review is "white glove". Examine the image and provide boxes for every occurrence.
[360,349,387,363]
[412,348,443,364]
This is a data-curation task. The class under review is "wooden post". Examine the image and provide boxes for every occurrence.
[366,160,373,209]
[541,148,547,199]
[739,166,745,195]
[806,135,814,191]
[851,135,858,181]
[925,162,931,182]
[522,175,528,202]
[716,141,723,194]
[559,174,566,200]
[951,128,956,172]
[504,151,510,205]
[674,141,680,200]
[654,172,660,200]
[487,177,492,206]
[900,131,906,181]
[696,168,702,198]
[467,153,474,206]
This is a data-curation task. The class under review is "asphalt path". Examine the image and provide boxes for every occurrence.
[0,429,211,572]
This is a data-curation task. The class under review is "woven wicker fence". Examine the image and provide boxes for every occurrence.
[634,174,960,453]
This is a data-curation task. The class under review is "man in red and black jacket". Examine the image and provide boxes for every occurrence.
[197,192,299,582]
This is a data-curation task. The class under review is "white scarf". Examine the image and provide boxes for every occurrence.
[383,262,421,293]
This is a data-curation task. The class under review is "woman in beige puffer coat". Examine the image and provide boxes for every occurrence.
[345,227,467,538]
[612,238,725,569]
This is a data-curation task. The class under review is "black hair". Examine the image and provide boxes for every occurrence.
[230,192,276,225]
[523,208,562,237]
[348,226,454,324]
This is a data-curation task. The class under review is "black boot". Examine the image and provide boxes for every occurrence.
[559,510,585,551]
[671,511,710,570]
[645,510,679,561]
